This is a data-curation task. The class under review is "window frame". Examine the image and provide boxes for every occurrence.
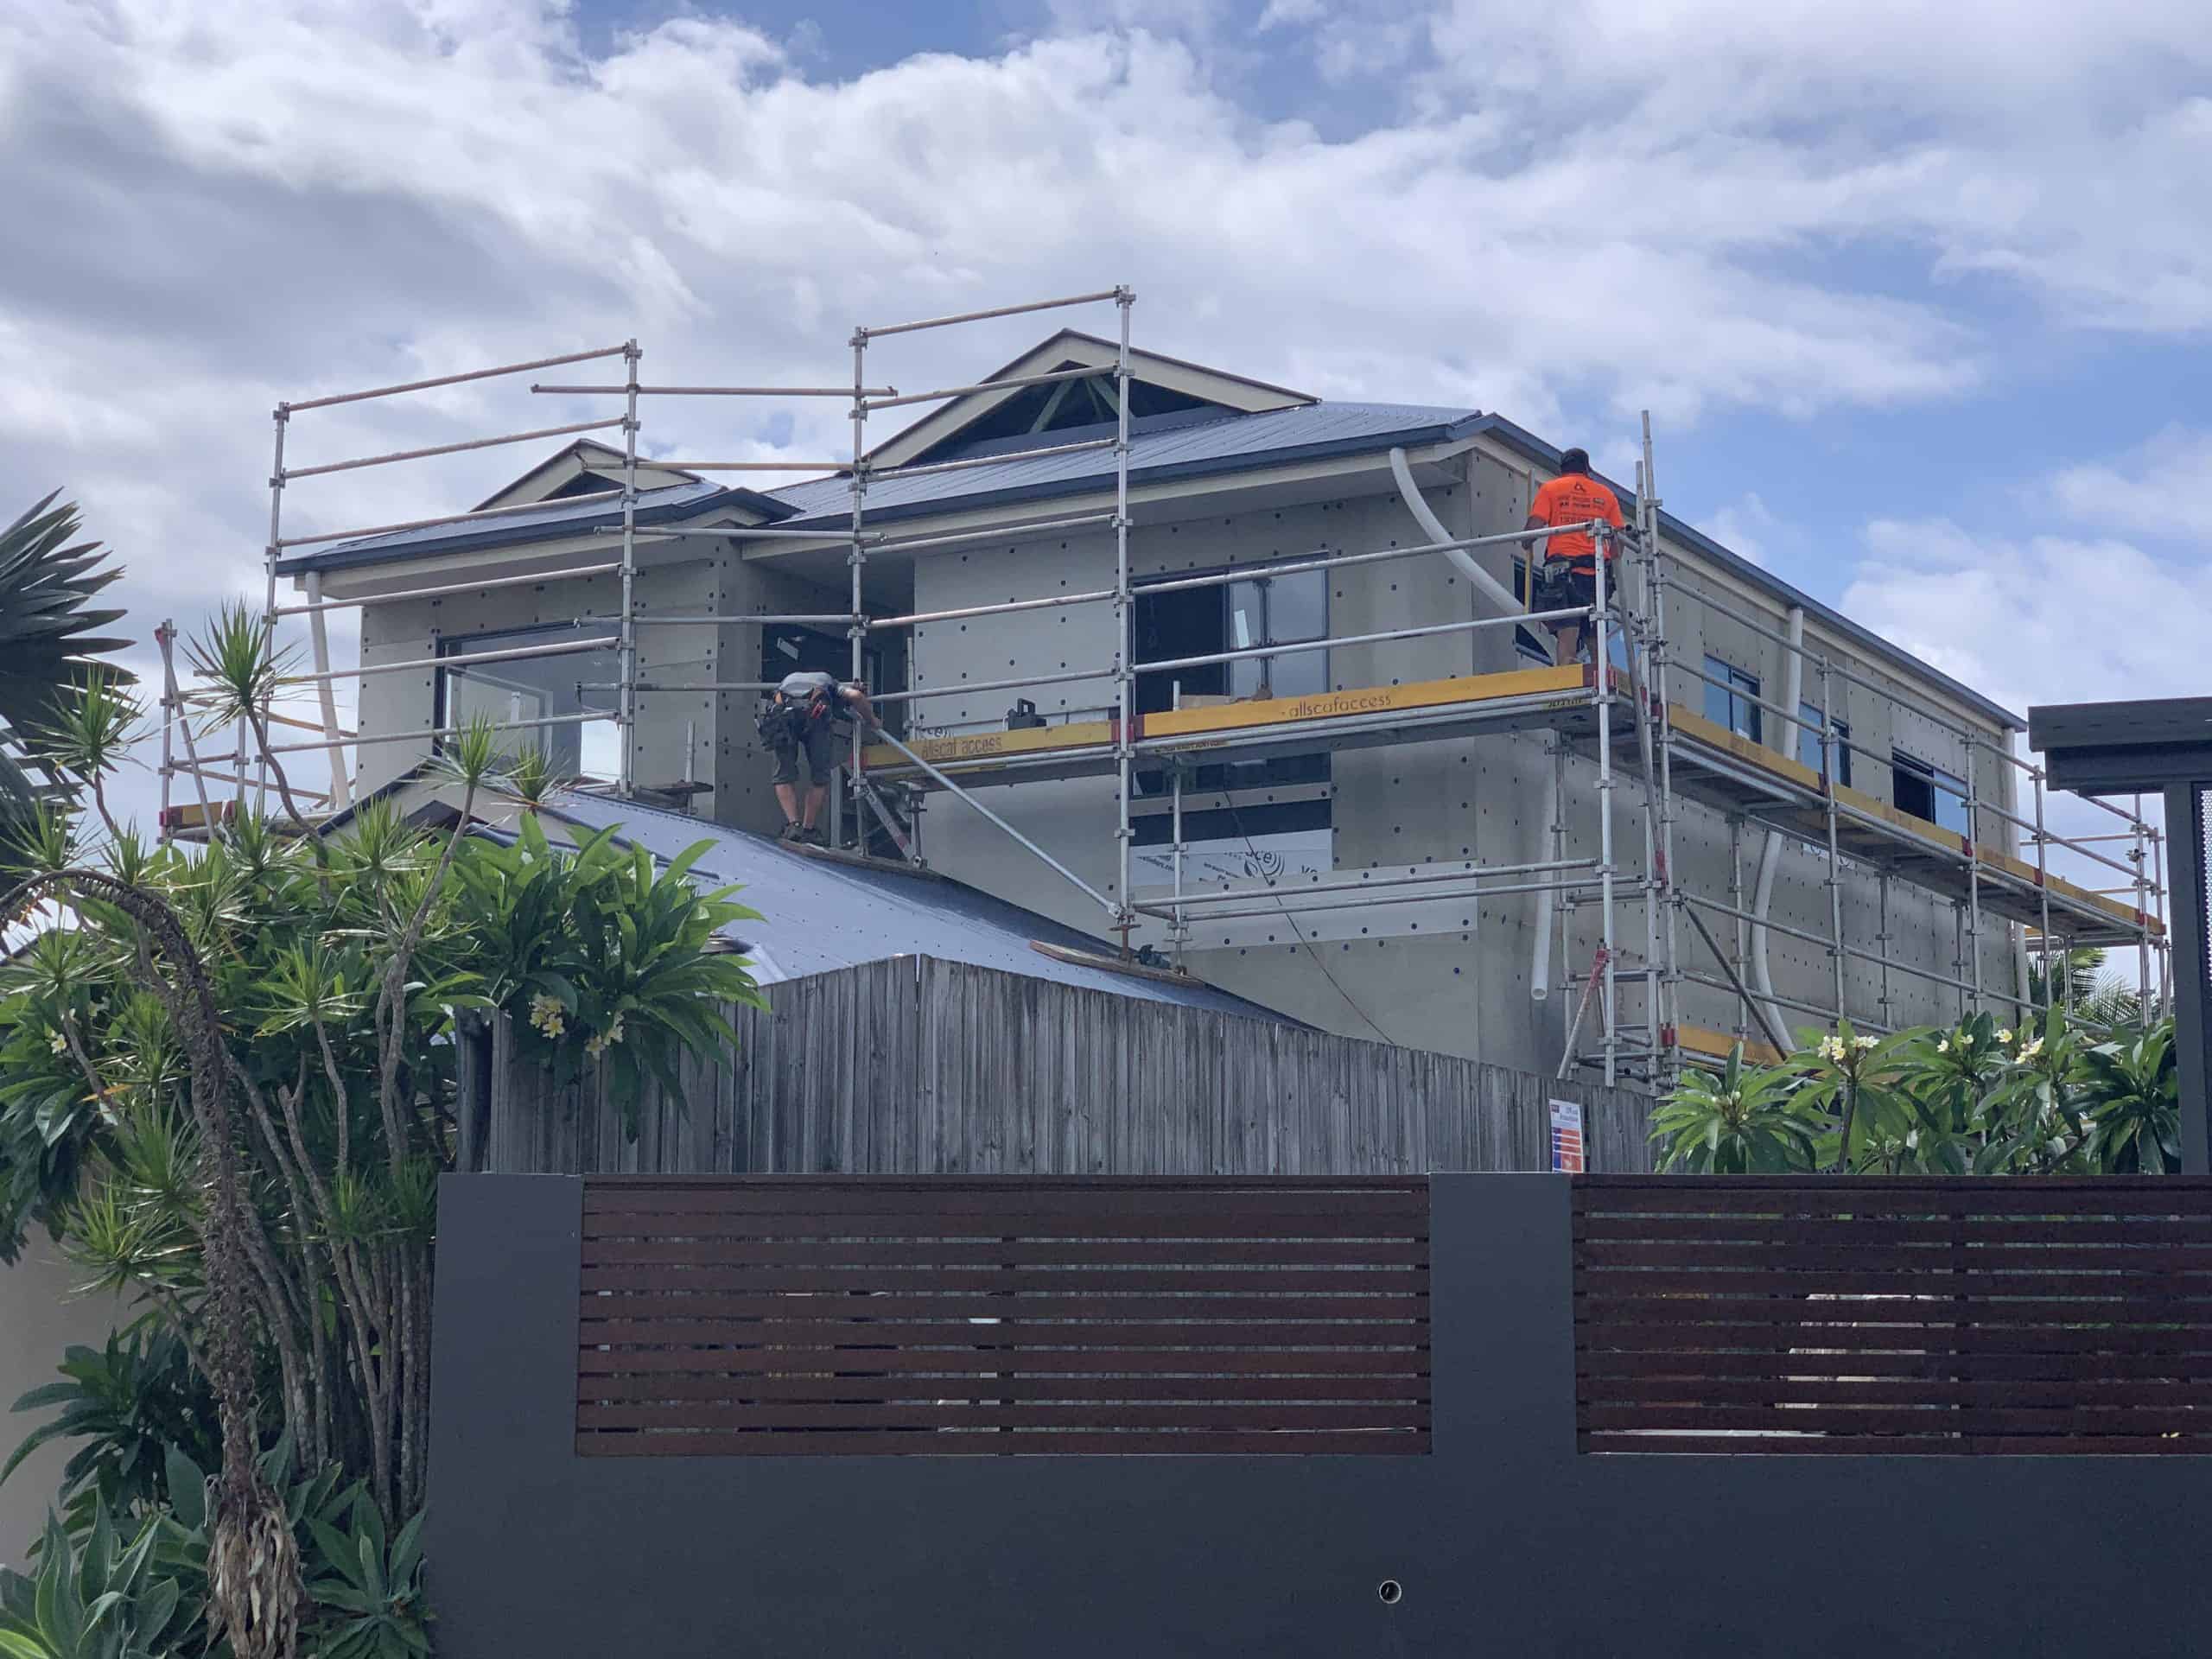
[1135,557,1332,710]
[1701,653,1763,745]
[1225,567,1330,701]
[433,620,620,779]
[1891,749,1971,836]
[1796,701,1852,787]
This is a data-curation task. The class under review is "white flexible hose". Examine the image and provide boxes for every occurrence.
[1750,607,1806,1043]
[1388,448,1523,614]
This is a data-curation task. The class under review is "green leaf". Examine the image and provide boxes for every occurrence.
[162,1448,206,1534]
[133,1577,179,1643]
[387,1513,423,1587]
[82,1503,113,1594]
[308,1521,367,1595]
[359,1529,385,1602]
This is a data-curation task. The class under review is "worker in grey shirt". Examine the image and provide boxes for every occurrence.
[758,670,879,845]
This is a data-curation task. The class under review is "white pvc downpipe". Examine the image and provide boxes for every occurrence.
[1749,606,1806,1044]
[1387,448,1557,1000]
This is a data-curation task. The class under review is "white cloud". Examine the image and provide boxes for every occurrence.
[2050,426,2212,543]
[1841,514,2207,899]
[1845,518,2211,717]
[1701,493,1787,568]
[1412,0,2212,336]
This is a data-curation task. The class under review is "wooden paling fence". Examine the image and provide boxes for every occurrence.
[467,957,1654,1179]
[575,1177,1433,1457]
[1573,1175,2212,1454]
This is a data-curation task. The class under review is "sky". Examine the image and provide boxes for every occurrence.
[2,0,2208,864]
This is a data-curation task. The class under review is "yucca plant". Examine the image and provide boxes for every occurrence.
[182,603,317,830]
[31,674,143,843]
[6,665,764,1658]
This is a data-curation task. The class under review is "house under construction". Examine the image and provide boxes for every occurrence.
[161,286,2171,1088]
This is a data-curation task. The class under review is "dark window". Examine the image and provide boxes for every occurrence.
[1892,751,1970,836]
[1128,795,1329,849]
[1797,702,1852,786]
[1703,655,1762,743]
[1134,563,1328,714]
[436,624,620,779]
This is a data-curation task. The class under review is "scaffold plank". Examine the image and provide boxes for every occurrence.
[859,665,1591,777]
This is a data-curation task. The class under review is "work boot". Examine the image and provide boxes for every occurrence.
[778,821,803,842]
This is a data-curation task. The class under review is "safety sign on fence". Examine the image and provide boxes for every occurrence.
[1548,1098,1585,1174]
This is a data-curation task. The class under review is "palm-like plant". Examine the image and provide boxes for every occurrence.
[32,674,143,844]
[182,604,314,829]
[2027,945,2145,1029]
[0,495,131,889]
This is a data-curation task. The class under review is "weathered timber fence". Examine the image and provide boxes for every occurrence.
[434,1173,2212,1657]
[461,956,1652,1178]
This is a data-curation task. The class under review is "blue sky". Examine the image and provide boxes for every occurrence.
[1,0,2206,835]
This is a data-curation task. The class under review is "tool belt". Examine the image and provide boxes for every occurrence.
[756,690,836,747]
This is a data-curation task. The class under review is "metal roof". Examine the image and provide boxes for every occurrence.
[771,401,1478,528]
[539,790,1296,1020]
[273,479,787,576]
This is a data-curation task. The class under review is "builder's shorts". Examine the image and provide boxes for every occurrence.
[771,721,840,788]
[1533,563,1599,626]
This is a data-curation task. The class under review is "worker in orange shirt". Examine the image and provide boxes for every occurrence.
[1522,448,1626,666]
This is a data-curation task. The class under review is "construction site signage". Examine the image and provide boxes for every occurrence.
[1548,1098,1585,1173]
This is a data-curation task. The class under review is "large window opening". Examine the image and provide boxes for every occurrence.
[1703,655,1762,743]
[435,624,620,780]
[1891,750,1970,836]
[1134,564,1329,715]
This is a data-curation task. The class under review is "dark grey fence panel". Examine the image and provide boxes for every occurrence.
[433,1173,2212,1659]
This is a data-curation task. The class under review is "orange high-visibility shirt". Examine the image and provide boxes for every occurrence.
[1529,473,1626,572]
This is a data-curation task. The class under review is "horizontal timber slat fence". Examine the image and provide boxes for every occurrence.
[1573,1174,2212,1454]
[575,1177,1433,1456]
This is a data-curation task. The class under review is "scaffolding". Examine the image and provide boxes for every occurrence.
[164,288,2171,1090]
